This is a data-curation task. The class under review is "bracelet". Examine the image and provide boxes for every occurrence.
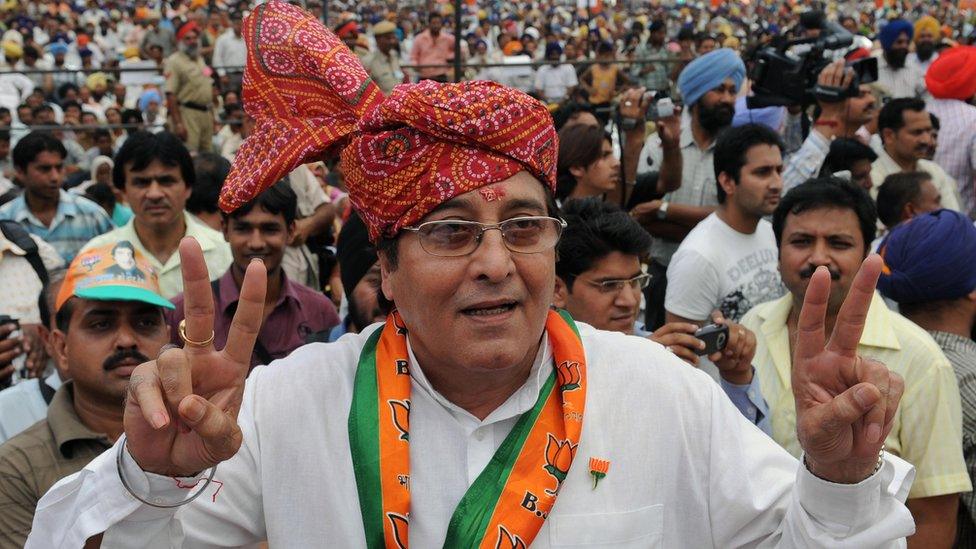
[803,443,886,483]
[116,433,217,509]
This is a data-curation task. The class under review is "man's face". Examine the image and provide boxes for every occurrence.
[342,32,359,50]
[850,159,873,191]
[698,38,717,55]
[180,31,201,58]
[0,111,10,126]
[149,45,163,62]
[845,85,876,127]
[65,105,81,122]
[16,107,31,124]
[377,32,397,54]
[0,139,9,160]
[842,18,858,34]
[123,160,190,232]
[223,205,294,276]
[575,138,620,194]
[650,28,666,46]
[558,251,642,334]
[18,151,64,201]
[114,247,136,270]
[379,173,555,377]
[726,144,783,217]
[916,29,936,48]
[96,135,113,154]
[779,207,866,314]
[884,33,911,67]
[564,43,577,59]
[53,299,167,403]
[885,109,933,163]
[349,264,386,331]
[429,17,443,34]
[36,109,55,125]
[232,18,243,35]
[695,78,737,134]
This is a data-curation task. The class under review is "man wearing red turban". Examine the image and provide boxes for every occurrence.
[30,3,916,548]
[926,46,976,218]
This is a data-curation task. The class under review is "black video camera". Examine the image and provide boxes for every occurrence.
[747,11,877,108]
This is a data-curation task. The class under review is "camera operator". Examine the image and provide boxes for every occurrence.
[782,60,878,192]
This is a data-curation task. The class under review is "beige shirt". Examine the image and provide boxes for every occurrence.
[363,49,403,95]
[164,51,214,106]
[82,212,232,299]
[870,147,963,213]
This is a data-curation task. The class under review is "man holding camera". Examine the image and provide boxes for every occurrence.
[783,60,879,191]
[636,48,745,330]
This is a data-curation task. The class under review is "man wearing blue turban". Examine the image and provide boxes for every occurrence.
[634,48,745,330]
[877,207,976,543]
[876,19,926,98]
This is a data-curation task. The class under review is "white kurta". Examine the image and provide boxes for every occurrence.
[28,323,915,548]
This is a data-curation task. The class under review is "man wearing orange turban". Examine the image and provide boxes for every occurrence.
[29,3,916,548]
[909,15,941,72]
[926,46,976,218]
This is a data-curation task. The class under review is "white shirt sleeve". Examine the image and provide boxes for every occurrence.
[27,371,268,548]
[702,379,916,547]
[665,248,721,321]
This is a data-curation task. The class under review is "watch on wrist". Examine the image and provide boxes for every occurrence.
[657,201,669,220]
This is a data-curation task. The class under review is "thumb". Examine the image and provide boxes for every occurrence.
[816,382,881,432]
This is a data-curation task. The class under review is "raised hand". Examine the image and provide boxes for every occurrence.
[124,238,267,477]
[793,255,905,483]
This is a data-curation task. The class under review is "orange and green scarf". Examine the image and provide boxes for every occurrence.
[349,309,586,548]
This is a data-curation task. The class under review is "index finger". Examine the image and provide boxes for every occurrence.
[793,265,831,362]
[827,254,882,355]
[178,238,216,354]
[222,258,267,366]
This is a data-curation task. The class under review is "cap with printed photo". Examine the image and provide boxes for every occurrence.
[56,241,174,311]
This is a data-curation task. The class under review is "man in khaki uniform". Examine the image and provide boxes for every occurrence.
[363,21,404,95]
[165,21,215,153]
[0,244,172,547]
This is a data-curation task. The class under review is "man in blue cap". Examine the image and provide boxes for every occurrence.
[635,47,744,330]
[876,19,926,99]
[878,208,976,544]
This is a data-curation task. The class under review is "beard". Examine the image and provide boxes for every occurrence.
[915,42,936,62]
[179,42,200,59]
[697,102,735,134]
[884,48,908,68]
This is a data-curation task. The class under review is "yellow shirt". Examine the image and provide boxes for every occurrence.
[741,292,972,499]
[82,212,231,299]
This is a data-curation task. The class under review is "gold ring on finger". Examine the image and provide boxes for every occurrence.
[178,319,215,347]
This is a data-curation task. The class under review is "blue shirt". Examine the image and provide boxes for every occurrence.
[0,189,114,262]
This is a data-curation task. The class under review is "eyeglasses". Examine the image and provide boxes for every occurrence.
[401,216,567,257]
[579,273,652,294]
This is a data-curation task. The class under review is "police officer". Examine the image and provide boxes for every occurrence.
[362,21,405,95]
[165,21,214,153]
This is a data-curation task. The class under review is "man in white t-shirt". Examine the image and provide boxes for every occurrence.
[666,123,786,323]
[534,42,578,103]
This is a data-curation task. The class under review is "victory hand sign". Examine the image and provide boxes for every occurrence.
[793,255,905,483]
[124,238,267,477]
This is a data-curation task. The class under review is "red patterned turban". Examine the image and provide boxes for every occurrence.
[221,1,557,242]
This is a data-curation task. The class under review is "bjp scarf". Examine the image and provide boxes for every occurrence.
[349,309,586,548]
[221,1,557,242]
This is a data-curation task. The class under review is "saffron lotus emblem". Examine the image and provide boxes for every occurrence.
[555,360,581,392]
[495,525,527,549]
[543,433,577,488]
[389,399,410,441]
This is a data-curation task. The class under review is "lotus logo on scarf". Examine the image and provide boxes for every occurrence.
[495,525,527,549]
[556,361,582,392]
[388,512,408,549]
[389,399,410,441]
[543,433,577,496]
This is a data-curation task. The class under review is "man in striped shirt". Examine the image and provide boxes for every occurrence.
[877,208,976,547]
[0,132,113,263]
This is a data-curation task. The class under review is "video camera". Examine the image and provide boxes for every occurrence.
[747,11,877,108]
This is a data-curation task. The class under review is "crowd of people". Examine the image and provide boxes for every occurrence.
[0,0,973,546]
